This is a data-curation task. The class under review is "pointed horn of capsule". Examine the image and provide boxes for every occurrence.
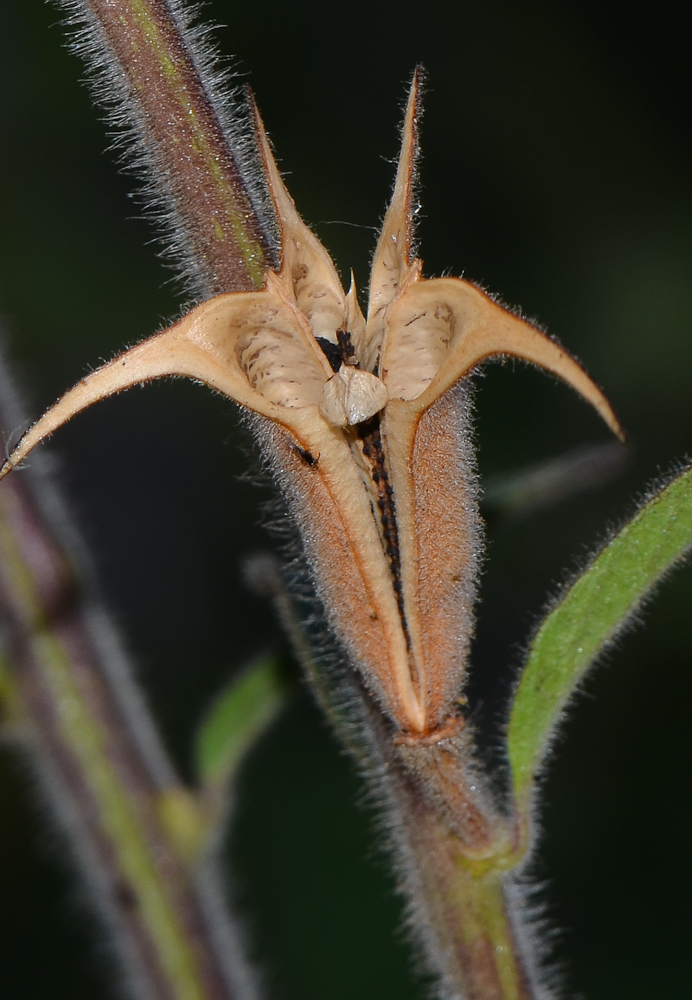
[370,66,421,284]
[248,92,349,344]
[344,271,366,343]
[0,283,331,481]
[363,67,423,374]
[0,328,202,480]
[382,276,623,440]
[452,311,623,439]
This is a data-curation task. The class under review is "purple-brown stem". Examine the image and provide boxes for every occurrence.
[61,0,278,294]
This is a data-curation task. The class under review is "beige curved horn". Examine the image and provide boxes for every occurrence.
[363,68,423,374]
[1,285,333,480]
[383,276,623,439]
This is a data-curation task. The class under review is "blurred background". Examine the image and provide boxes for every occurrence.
[0,1,691,997]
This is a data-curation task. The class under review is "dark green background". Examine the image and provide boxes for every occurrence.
[0,1,691,997]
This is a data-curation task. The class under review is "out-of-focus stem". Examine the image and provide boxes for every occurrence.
[73,0,277,293]
[0,467,253,1000]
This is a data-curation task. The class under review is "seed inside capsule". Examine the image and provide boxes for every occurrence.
[318,366,389,427]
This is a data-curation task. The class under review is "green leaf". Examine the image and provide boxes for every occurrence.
[196,655,287,789]
[508,464,692,810]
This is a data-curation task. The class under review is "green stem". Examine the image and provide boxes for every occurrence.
[387,743,535,1000]
[451,871,531,1000]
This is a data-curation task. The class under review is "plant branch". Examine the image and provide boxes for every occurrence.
[248,553,540,999]
[57,0,279,294]
[381,733,536,1000]
[0,366,257,999]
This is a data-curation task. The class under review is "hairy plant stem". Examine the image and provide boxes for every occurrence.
[0,454,256,1000]
[63,0,277,294]
[388,766,531,1000]
[255,554,536,1000]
